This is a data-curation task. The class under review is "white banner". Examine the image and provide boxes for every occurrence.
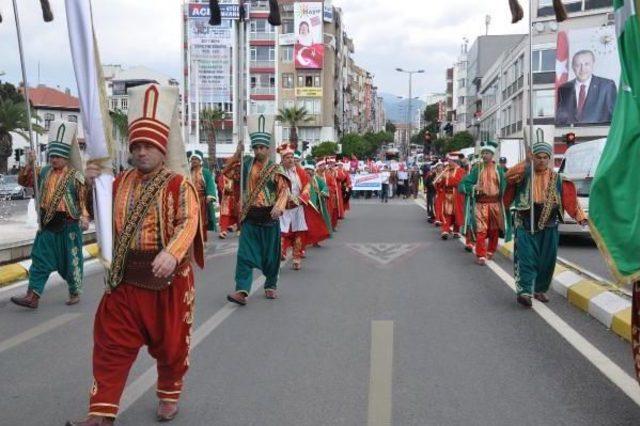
[351,173,382,191]
[65,0,114,264]
[188,5,234,104]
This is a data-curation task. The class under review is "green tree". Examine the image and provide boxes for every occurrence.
[0,98,43,174]
[0,82,25,104]
[423,103,441,134]
[276,106,313,147]
[200,107,226,168]
[311,141,338,158]
[385,120,396,134]
[447,131,475,152]
[340,133,365,158]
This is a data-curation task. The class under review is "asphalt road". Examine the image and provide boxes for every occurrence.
[0,199,638,425]
[559,234,616,283]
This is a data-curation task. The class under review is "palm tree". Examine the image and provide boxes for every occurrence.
[200,107,226,169]
[276,106,313,148]
[0,98,43,174]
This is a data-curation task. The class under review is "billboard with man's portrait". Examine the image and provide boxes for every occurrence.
[555,26,620,127]
[294,2,324,70]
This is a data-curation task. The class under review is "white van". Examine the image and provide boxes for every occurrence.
[558,138,606,237]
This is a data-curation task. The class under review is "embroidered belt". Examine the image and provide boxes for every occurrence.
[122,250,189,291]
[476,196,500,204]
[245,206,277,226]
[41,209,76,233]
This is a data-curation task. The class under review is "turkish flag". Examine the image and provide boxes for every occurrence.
[555,31,570,93]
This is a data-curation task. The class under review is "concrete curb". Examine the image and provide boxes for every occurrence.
[497,240,632,342]
[0,243,100,289]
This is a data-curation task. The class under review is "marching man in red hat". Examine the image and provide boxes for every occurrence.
[434,154,466,239]
[69,85,204,425]
[279,143,310,270]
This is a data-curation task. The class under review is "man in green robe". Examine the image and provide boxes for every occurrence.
[314,159,333,233]
[225,117,290,305]
[504,142,587,307]
[189,150,218,238]
[11,120,89,309]
[459,140,511,265]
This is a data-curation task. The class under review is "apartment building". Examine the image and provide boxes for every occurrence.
[472,0,616,161]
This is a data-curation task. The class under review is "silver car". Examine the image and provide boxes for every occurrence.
[0,175,29,200]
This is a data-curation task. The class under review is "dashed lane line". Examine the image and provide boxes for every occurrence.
[367,320,394,426]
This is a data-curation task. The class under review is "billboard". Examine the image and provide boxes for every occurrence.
[295,87,323,97]
[187,3,234,104]
[555,27,620,127]
[294,2,324,70]
[323,1,334,23]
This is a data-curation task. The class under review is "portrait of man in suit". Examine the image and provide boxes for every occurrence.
[556,50,618,126]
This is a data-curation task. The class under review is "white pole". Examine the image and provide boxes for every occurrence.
[195,60,200,146]
[232,19,239,146]
[182,1,188,145]
[11,0,40,227]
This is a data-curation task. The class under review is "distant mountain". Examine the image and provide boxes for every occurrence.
[380,92,426,124]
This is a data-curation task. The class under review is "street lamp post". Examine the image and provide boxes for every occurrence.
[396,68,424,161]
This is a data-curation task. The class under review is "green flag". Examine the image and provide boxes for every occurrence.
[589,0,640,283]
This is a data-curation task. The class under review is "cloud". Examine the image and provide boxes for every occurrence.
[0,0,528,101]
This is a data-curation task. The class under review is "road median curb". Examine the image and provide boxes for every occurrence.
[497,241,632,342]
[0,243,100,289]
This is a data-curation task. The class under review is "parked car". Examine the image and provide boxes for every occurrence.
[558,138,606,237]
[0,175,30,200]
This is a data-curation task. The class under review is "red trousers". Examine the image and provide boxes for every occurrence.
[282,231,305,261]
[89,268,195,418]
[476,229,499,258]
[440,214,460,234]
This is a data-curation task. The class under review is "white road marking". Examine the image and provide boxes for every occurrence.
[119,260,289,414]
[0,313,82,354]
[412,198,640,406]
[368,320,394,426]
[486,260,640,406]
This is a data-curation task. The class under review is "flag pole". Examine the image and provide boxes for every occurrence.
[527,6,535,237]
[11,0,41,229]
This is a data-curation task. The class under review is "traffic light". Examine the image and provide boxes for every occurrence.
[302,141,309,152]
[565,132,576,147]
[14,149,20,162]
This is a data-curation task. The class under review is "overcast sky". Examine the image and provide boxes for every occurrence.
[0,1,528,99]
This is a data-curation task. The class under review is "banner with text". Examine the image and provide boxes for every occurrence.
[351,173,382,191]
[188,3,234,104]
[294,2,324,69]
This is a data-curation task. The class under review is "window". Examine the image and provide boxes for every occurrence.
[458,96,465,106]
[534,90,555,117]
[458,78,466,88]
[297,73,321,87]
[250,46,275,61]
[281,46,293,63]
[121,98,128,110]
[282,73,294,89]
[295,98,321,115]
[250,100,275,115]
[250,19,272,33]
[110,98,118,110]
[44,113,55,130]
[67,115,78,123]
[282,19,294,34]
[532,49,556,73]
[283,100,295,109]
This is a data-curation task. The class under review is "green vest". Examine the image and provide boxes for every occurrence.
[38,165,84,219]
[241,156,285,207]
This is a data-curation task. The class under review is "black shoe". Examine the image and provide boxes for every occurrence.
[517,295,533,308]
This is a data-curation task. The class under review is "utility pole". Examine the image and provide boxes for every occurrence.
[395,68,424,161]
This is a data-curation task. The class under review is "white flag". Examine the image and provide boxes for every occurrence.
[65,0,114,264]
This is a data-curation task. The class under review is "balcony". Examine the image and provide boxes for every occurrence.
[249,32,276,41]
[250,86,276,95]
[249,0,269,11]
[250,60,276,69]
